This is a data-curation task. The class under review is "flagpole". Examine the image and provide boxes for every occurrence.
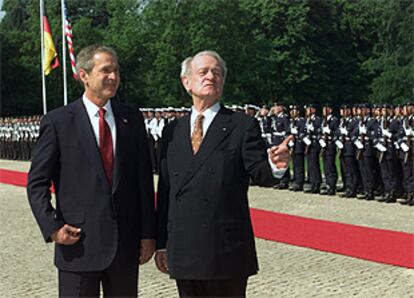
[61,0,68,106]
[40,0,47,115]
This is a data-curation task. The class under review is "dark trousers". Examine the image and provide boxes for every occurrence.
[292,153,305,186]
[58,252,139,297]
[322,153,337,189]
[380,158,398,192]
[176,278,248,298]
[343,156,359,192]
[306,149,321,187]
[358,156,376,192]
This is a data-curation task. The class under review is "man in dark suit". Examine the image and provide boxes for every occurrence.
[27,45,156,297]
[154,50,291,297]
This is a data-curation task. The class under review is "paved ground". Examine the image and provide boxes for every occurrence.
[1,160,413,297]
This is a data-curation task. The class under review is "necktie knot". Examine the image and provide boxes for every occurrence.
[98,107,106,119]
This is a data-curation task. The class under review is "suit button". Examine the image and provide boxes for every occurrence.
[202,223,208,228]
[173,172,179,176]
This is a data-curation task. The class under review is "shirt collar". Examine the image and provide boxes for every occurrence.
[191,101,221,123]
[82,94,113,119]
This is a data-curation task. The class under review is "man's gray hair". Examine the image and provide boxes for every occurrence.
[76,44,118,74]
[180,50,227,80]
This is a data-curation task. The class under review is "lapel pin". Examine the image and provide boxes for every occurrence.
[222,127,227,132]
[122,118,128,124]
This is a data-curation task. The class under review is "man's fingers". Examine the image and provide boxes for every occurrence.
[155,252,168,274]
[281,135,294,147]
[64,224,81,236]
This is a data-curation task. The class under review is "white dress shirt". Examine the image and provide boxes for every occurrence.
[191,102,286,179]
[82,95,117,154]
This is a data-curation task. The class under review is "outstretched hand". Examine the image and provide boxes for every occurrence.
[267,135,293,169]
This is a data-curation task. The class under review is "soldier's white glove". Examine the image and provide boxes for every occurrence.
[319,139,326,148]
[359,126,367,134]
[288,140,294,148]
[307,124,314,132]
[405,128,413,137]
[354,140,363,149]
[335,140,344,149]
[303,136,311,146]
[375,143,387,152]
[322,126,331,134]
[401,142,410,152]
[291,127,298,135]
[382,129,392,138]
[340,127,348,135]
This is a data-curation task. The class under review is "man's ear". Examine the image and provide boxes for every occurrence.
[78,69,88,86]
[181,76,191,94]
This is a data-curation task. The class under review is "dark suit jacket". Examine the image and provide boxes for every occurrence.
[27,98,155,272]
[156,105,276,280]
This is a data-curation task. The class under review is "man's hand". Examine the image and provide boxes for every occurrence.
[51,224,81,245]
[139,239,155,265]
[268,135,293,169]
[154,251,168,274]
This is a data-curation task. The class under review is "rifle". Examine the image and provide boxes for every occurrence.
[289,118,296,156]
[379,116,388,163]
[320,116,328,157]
[404,117,411,164]
[356,118,366,161]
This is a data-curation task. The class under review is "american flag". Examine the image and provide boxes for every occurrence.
[63,2,77,80]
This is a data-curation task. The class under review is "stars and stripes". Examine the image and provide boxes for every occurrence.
[63,2,77,80]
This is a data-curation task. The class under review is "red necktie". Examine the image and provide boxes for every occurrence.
[98,108,114,184]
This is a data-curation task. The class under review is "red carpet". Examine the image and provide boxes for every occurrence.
[250,208,414,269]
[2,168,413,269]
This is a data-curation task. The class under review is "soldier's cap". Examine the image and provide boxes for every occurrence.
[245,104,257,110]
[167,106,174,112]
[305,103,316,109]
[261,105,270,110]
[323,103,333,109]
[155,108,163,112]
[340,104,350,109]
[394,104,402,108]
[289,105,300,110]
[140,108,147,112]
[273,101,285,106]
[359,103,371,109]
[147,108,155,112]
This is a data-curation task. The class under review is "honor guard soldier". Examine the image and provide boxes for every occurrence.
[397,102,414,205]
[271,101,291,189]
[288,105,306,191]
[337,104,359,198]
[258,105,272,147]
[355,104,378,200]
[320,104,339,195]
[303,104,322,193]
[145,108,158,173]
[375,104,400,203]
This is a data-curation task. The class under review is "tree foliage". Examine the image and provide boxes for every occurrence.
[0,0,412,116]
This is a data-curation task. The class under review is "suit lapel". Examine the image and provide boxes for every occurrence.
[70,99,109,187]
[175,106,235,195]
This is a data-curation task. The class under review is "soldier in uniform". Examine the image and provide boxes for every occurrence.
[288,105,306,191]
[271,102,291,189]
[354,104,378,200]
[145,108,157,173]
[320,104,339,195]
[303,104,322,193]
[257,105,272,147]
[397,102,414,205]
[375,104,400,203]
[337,105,359,198]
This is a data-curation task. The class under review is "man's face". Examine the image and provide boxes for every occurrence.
[274,105,283,114]
[80,52,120,102]
[323,107,331,117]
[182,55,224,102]
[260,108,269,116]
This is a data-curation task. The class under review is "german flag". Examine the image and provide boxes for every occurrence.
[42,5,59,75]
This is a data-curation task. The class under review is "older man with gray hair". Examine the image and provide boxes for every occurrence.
[154,50,291,297]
